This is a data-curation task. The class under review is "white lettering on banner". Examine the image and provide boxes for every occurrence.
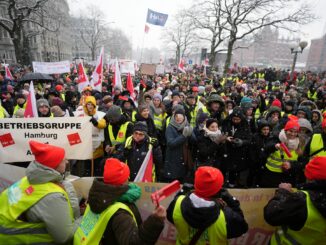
[0,117,93,163]
[32,60,70,74]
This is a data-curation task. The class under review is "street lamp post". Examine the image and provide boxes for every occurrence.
[290,41,308,82]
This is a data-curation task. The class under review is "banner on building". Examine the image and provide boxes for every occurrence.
[32,60,70,74]
[120,60,136,76]
[0,117,93,164]
[146,9,168,27]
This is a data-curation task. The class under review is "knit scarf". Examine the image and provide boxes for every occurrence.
[203,126,222,143]
[278,129,300,151]
[170,114,188,131]
[117,183,142,203]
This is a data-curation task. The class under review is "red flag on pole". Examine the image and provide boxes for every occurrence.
[91,47,104,92]
[178,58,186,73]
[134,148,154,182]
[5,65,13,80]
[77,62,89,92]
[126,73,135,100]
[24,81,38,118]
[144,24,150,34]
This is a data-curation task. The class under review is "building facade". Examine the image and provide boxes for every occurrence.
[306,35,326,71]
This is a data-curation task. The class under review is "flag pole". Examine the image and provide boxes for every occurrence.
[140,31,146,63]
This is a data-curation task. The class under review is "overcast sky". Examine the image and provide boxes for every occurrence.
[67,0,326,53]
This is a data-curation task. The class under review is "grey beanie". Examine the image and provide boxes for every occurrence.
[106,105,121,122]
[133,121,148,133]
[37,98,50,108]
[298,118,313,133]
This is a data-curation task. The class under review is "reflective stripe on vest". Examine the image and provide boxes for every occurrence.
[154,113,166,130]
[265,149,298,173]
[108,121,130,146]
[172,195,228,245]
[271,191,326,245]
[309,134,326,158]
[0,177,73,244]
[0,106,5,118]
[74,202,136,245]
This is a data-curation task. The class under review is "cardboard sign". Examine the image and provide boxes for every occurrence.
[140,64,156,76]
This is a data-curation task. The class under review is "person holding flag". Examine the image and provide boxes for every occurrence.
[120,122,163,182]
[74,158,166,245]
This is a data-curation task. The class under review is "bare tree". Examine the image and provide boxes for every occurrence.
[0,0,62,64]
[221,0,315,74]
[163,11,198,65]
[76,5,107,60]
[104,28,132,59]
[188,0,229,66]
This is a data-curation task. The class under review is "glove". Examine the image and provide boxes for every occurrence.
[90,116,98,126]
[219,188,238,207]
[233,138,243,147]
[149,137,159,147]
[182,126,193,137]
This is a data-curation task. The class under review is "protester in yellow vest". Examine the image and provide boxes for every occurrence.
[13,93,26,115]
[0,141,80,244]
[104,105,133,158]
[167,166,248,244]
[260,119,302,187]
[74,158,166,245]
[264,156,326,244]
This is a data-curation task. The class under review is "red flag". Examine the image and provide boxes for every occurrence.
[178,58,186,73]
[134,148,154,182]
[144,24,150,34]
[91,47,104,92]
[5,65,13,80]
[126,73,135,99]
[77,62,89,92]
[24,81,38,118]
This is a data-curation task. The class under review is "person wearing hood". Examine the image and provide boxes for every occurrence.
[296,106,312,121]
[260,119,303,187]
[73,96,106,176]
[240,99,256,134]
[164,107,193,183]
[298,118,313,148]
[311,109,322,133]
[121,122,163,181]
[222,107,252,187]
[37,98,53,117]
[167,166,248,244]
[119,96,137,122]
[0,141,80,244]
[283,99,296,116]
[264,156,326,244]
[198,93,226,125]
[74,158,166,245]
[104,105,134,159]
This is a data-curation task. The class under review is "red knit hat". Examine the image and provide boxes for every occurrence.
[55,85,63,92]
[29,140,65,169]
[305,156,326,180]
[194,166,224,198]
[322,113,326,128]
[284,119,300,131]
[271,99,282,109]
[103,158,130,185]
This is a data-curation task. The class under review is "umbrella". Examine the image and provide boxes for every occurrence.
[18,73,54,82]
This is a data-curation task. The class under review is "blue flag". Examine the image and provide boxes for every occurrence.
[146,9,168,27]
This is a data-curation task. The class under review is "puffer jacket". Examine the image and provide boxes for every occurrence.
[87,179,164,245]
[24,161,80,244]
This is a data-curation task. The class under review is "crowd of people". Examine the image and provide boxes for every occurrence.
[1,65,326,243]
[1,66,326,188]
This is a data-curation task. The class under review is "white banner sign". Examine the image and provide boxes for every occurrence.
[0,117,93,164]
[120,60,136,76]
[156,64,165,74]
[32,60,70,74]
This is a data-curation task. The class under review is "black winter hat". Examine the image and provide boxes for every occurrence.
[133,122,148,133]
[206,118,218,128]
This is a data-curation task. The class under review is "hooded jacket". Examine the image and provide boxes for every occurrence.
[264,180,326,232]
[87,179,164,245]
[23,161,80,244]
